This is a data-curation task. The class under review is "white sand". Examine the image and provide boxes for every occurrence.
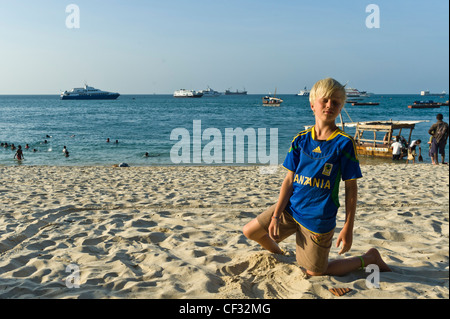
[0,163,448,299]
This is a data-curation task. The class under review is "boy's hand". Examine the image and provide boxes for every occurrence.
[268,218,280,241]
[336,227,353,255]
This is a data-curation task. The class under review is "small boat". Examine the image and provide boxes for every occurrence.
[296,86,310,96]
[173,89,203,98]
[351,102,380,106]
[60,84,120,100]
[408,100,448,108]
[262,88,283,106]
[346,99,363,103]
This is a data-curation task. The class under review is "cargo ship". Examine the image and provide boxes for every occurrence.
[224,88,247,95]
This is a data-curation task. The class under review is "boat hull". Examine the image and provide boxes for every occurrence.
[408,104,440,109]
[356,145,398,158]
[173,95,203,98]
[225,91,247,95]
[61,94,120,100]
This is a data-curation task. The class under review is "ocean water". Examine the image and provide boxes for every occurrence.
[0,94,448,166]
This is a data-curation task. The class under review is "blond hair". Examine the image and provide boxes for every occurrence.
[309,78,346,106]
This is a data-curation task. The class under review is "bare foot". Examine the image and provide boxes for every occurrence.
[363,248,392,272]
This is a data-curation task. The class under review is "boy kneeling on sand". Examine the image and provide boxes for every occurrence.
[243,78,391,276]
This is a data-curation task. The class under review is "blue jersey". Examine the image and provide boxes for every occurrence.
[282,127,362,234]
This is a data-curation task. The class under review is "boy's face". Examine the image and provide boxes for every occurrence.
[310,92,345,124]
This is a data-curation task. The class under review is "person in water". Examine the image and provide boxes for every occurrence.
[14,145,24,161]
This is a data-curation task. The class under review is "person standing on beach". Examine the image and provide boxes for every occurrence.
[243,78,391,276]
[428,113,449,165]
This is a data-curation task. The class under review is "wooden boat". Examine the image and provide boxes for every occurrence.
[353,121,426,158]
[262,88,283,106]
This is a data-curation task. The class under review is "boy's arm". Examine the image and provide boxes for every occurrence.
[269,170,294,240]
[336,179,357,255]
[273,170,294,217]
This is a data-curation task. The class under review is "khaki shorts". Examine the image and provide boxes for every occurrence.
[256,203,334,273]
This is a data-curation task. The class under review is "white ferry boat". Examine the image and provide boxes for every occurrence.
[173,89,203,98]
[60,85,120,100]
[199,87,221,97]
[297,86,310,96]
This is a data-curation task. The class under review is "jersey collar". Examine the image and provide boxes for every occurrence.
[311,125,341,141]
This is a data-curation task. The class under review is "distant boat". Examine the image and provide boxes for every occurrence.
[420,90,446,97]
[173,89,203,98]
[60,85,120,100]
[199,86,221,97]
[297,86,310,96]
[408,100,448,109]
[345,87,363,98]
[351,102,379,106]
[225,88,247,95]
[262,88,283,106]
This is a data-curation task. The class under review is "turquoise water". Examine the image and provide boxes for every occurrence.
[0,94,448,166]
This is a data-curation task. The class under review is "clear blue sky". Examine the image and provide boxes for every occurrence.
[0,0,448,94]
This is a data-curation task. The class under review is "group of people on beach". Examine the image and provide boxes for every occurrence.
[385,113,449,165]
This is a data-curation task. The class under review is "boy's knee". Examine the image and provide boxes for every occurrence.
[242,219,263,240]
[306,270,325,277]
[242,223,253,239]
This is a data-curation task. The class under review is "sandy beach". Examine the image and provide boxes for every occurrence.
[0,163,448,299]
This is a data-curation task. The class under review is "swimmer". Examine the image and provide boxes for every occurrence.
[14,145,24,161]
